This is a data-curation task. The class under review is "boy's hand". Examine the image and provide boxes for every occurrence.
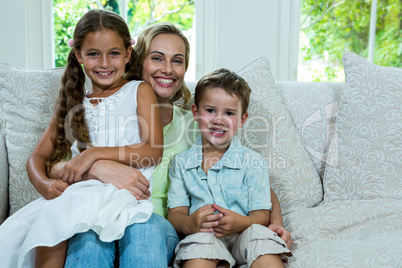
[212,203,250,238]
[189,204,222,233]
[269,223,293,249]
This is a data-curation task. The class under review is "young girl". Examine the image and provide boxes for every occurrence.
[0,9,162,268]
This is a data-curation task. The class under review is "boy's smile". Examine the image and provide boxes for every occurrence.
[192,87,248,151]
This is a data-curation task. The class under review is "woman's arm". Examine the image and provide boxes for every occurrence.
[26,115,70,199]
[61,82,164,182]
[49,159,151,200]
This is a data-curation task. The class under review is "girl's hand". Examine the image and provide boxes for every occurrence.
[88,160,151,200]
[61,148,96,183]
[212,203,249,238]
[188,204,221,233]
[42,179,70,200]
[269,223,293,249]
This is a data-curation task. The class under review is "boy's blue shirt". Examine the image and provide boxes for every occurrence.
[168,136,272,216]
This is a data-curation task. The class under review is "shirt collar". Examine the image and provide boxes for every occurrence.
[185,136,244,170]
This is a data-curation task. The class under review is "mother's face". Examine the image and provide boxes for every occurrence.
[141,33,187,104]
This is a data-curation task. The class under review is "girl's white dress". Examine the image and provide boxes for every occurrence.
[0,80,154,268]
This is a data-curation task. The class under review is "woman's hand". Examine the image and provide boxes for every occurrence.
[87,159,151,200]
[269,223,293,249]
[61,148,97,183]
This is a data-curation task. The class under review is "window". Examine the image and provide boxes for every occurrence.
[53,0,195,79]
[298,0,401,82]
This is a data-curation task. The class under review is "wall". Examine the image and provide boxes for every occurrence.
[196,0,300,81]
[0,0,53,70]
[0,0,299,80]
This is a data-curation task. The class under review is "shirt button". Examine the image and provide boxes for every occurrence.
[216,198,221,202]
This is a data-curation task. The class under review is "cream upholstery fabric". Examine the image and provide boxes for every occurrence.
[285,199,402,267]
[236,57,322,214]
[0,63,63,214]
[277,81,343,178]
[0,95,8,223]
[323,52,402,202]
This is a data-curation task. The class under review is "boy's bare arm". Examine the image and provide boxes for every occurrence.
[269,188,293,248]
[270,188,283,226]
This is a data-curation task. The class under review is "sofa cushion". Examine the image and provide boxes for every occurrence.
[277,81,343,178]
[323,52,402,202]
[284,199,402,267]
[0,63,64,214]
[236,57,322,214]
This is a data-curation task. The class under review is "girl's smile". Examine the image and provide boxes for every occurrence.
[75,29,131,93]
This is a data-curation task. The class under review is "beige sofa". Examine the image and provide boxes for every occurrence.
[0,53,401,267]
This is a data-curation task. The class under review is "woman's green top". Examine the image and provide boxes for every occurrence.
[151,105,198,217]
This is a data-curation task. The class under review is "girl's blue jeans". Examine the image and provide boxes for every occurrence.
[64,213,179,268]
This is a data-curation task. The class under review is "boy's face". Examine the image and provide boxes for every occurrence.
[192,87,248,150]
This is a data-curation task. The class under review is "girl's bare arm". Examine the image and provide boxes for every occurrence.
[61,82,164,183]
[27,115,69,199]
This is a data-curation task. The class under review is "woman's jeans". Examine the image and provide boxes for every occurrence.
[64,213,179,268]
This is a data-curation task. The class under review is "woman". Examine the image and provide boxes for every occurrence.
[38,22,291,266]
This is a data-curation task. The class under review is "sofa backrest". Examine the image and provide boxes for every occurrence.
[186,80,344,178]
[0,60,344,223]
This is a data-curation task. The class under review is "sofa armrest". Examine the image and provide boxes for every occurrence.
[0,117,9,224]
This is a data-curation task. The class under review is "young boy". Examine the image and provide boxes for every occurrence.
[167,69,291,268]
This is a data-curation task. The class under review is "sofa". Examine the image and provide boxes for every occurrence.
[0,52,401,267]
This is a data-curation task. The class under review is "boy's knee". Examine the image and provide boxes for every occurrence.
[251,254,284,268]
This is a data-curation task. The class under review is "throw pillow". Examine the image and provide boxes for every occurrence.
[237,57,322,214]
[323,52,402,202]
[0,63,64,214]
[278,81,343,178]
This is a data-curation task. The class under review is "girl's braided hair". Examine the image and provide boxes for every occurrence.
[48,9,136,168]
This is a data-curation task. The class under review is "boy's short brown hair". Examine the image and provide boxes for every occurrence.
[194,68,251,115]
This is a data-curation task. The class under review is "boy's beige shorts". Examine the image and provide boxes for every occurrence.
[173,224,291,268]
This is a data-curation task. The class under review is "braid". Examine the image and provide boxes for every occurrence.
[124,48,141,81]
[48,9,136,169]
[48,50,90,168]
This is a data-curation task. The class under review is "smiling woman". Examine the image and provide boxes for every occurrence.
[141,34,187,106]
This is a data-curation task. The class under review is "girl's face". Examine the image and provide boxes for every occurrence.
[75,29,131,92]
[141,33,187,104]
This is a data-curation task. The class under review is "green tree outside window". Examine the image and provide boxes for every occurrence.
[299,0,401,82]
[54,0,194,67]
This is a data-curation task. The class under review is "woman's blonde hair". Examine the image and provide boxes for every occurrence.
[134,22,192,106]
